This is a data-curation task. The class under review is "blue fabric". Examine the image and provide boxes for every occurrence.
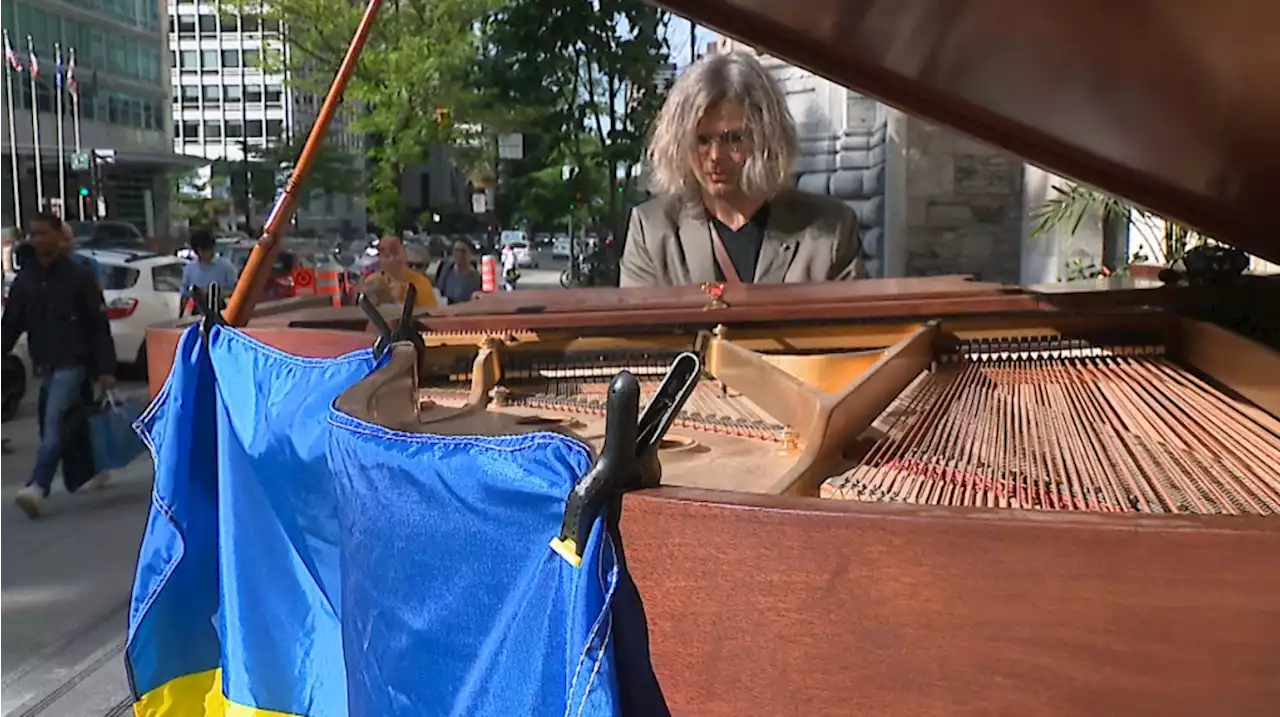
[89,394,145,471]
[128,325,381,714]
[30,365,87,494]
[325,411,627,717]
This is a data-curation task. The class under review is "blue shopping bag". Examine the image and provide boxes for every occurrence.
[89,390,146,471]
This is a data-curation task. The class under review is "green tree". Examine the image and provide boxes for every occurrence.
[476,0,672,243]
[226,0,498,228]
[170,169,231,228]
[253,132,361,206]
[1032,182,1206,272]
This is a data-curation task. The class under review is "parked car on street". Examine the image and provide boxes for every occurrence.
[552,235,572,259]
[67,220,148,248]
[506,241,538,268]
[74,247,187,370]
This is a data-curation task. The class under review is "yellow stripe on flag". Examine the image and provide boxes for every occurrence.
[132,669,302,717]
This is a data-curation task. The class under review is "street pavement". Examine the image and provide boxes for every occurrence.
[0,252,569,715]
[1,381,153,717]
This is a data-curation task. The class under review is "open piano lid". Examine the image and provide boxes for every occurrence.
[651,0,1280,265]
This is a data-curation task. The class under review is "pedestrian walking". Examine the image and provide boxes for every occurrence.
[1,212,117,518]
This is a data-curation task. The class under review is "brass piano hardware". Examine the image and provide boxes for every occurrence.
[701,282,729,310]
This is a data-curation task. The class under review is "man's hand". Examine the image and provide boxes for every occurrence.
[360,274,394,305]
[98,374,117,390]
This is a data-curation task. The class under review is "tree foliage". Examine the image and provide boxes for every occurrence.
[226,0,673,240]
[476,0,672,239]
[226,0,498,227]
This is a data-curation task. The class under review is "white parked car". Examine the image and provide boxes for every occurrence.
[76,247,186,369]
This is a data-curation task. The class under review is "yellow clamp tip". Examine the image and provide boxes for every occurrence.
[549,537,583,568]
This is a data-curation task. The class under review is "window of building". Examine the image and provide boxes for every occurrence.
[124,41,139,79]
[173,121,180,138]
[203,85,220,105]
[180,50,197,71]
[265,85,283,104]
[177,15,196,35]
[109,43,125,75]
[266,119,284,138]
[242,49,260,68]
[245,86,262,103]
[247,119,263,138]
[180,85,200,107]
[263,18,281,33]
[199,15,217,35]
[225,120,244,139]
[182,120,200,139]
[221,49,240,68]
[224,85,243,103]
[205,122,223,140]
[143,101,159,130]
[220,15,239,32]
[170,50,177,67]
[201,50,219,72]
[241,15,260,33]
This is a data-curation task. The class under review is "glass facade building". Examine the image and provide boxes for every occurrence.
[1,0,194,234]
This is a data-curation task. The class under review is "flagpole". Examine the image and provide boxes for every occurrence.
[55,42,65,218]
[70,47,82,220]
[25,35,42,210]
[4,31,21,231]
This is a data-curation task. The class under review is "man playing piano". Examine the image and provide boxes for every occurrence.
[621,51,864,287]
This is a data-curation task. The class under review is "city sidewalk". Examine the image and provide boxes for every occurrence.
[1,384,154,717]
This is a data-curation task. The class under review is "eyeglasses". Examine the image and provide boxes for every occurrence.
[696,130,746,152]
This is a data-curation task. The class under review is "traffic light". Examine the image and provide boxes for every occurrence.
[79,186,90,197]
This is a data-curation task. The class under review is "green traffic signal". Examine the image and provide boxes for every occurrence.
[79,187,90,197]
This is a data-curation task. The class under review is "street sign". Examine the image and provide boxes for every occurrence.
[69,152,91,171]
[498,133,523,160]
[471,192,487,214]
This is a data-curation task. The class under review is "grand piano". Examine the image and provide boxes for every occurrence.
[147,1,1280,714]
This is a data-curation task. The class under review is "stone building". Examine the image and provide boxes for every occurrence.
[716,38,1082,285]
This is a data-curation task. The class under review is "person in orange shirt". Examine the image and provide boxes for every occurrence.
[361,235,438,309]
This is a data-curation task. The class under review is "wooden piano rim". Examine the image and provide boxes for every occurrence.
[622,485,1280,532]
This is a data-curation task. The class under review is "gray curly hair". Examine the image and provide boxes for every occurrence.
[646,51,797,199]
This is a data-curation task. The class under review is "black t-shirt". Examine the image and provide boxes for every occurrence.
[709,203,770,283]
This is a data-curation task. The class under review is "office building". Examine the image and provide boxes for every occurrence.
[167,2,366,236]
[2,0,193,234]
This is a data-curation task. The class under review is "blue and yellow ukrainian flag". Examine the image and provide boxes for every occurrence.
[127,325,381,716]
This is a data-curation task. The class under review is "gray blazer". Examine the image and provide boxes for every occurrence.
[620,188,864,287]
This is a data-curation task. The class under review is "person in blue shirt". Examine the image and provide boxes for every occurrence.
[180,229,239,308]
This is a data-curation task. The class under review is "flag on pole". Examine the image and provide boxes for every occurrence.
[66,48,77,98]
[55,43,63,88]
[26,36,38,80]
[3,32,22,72]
